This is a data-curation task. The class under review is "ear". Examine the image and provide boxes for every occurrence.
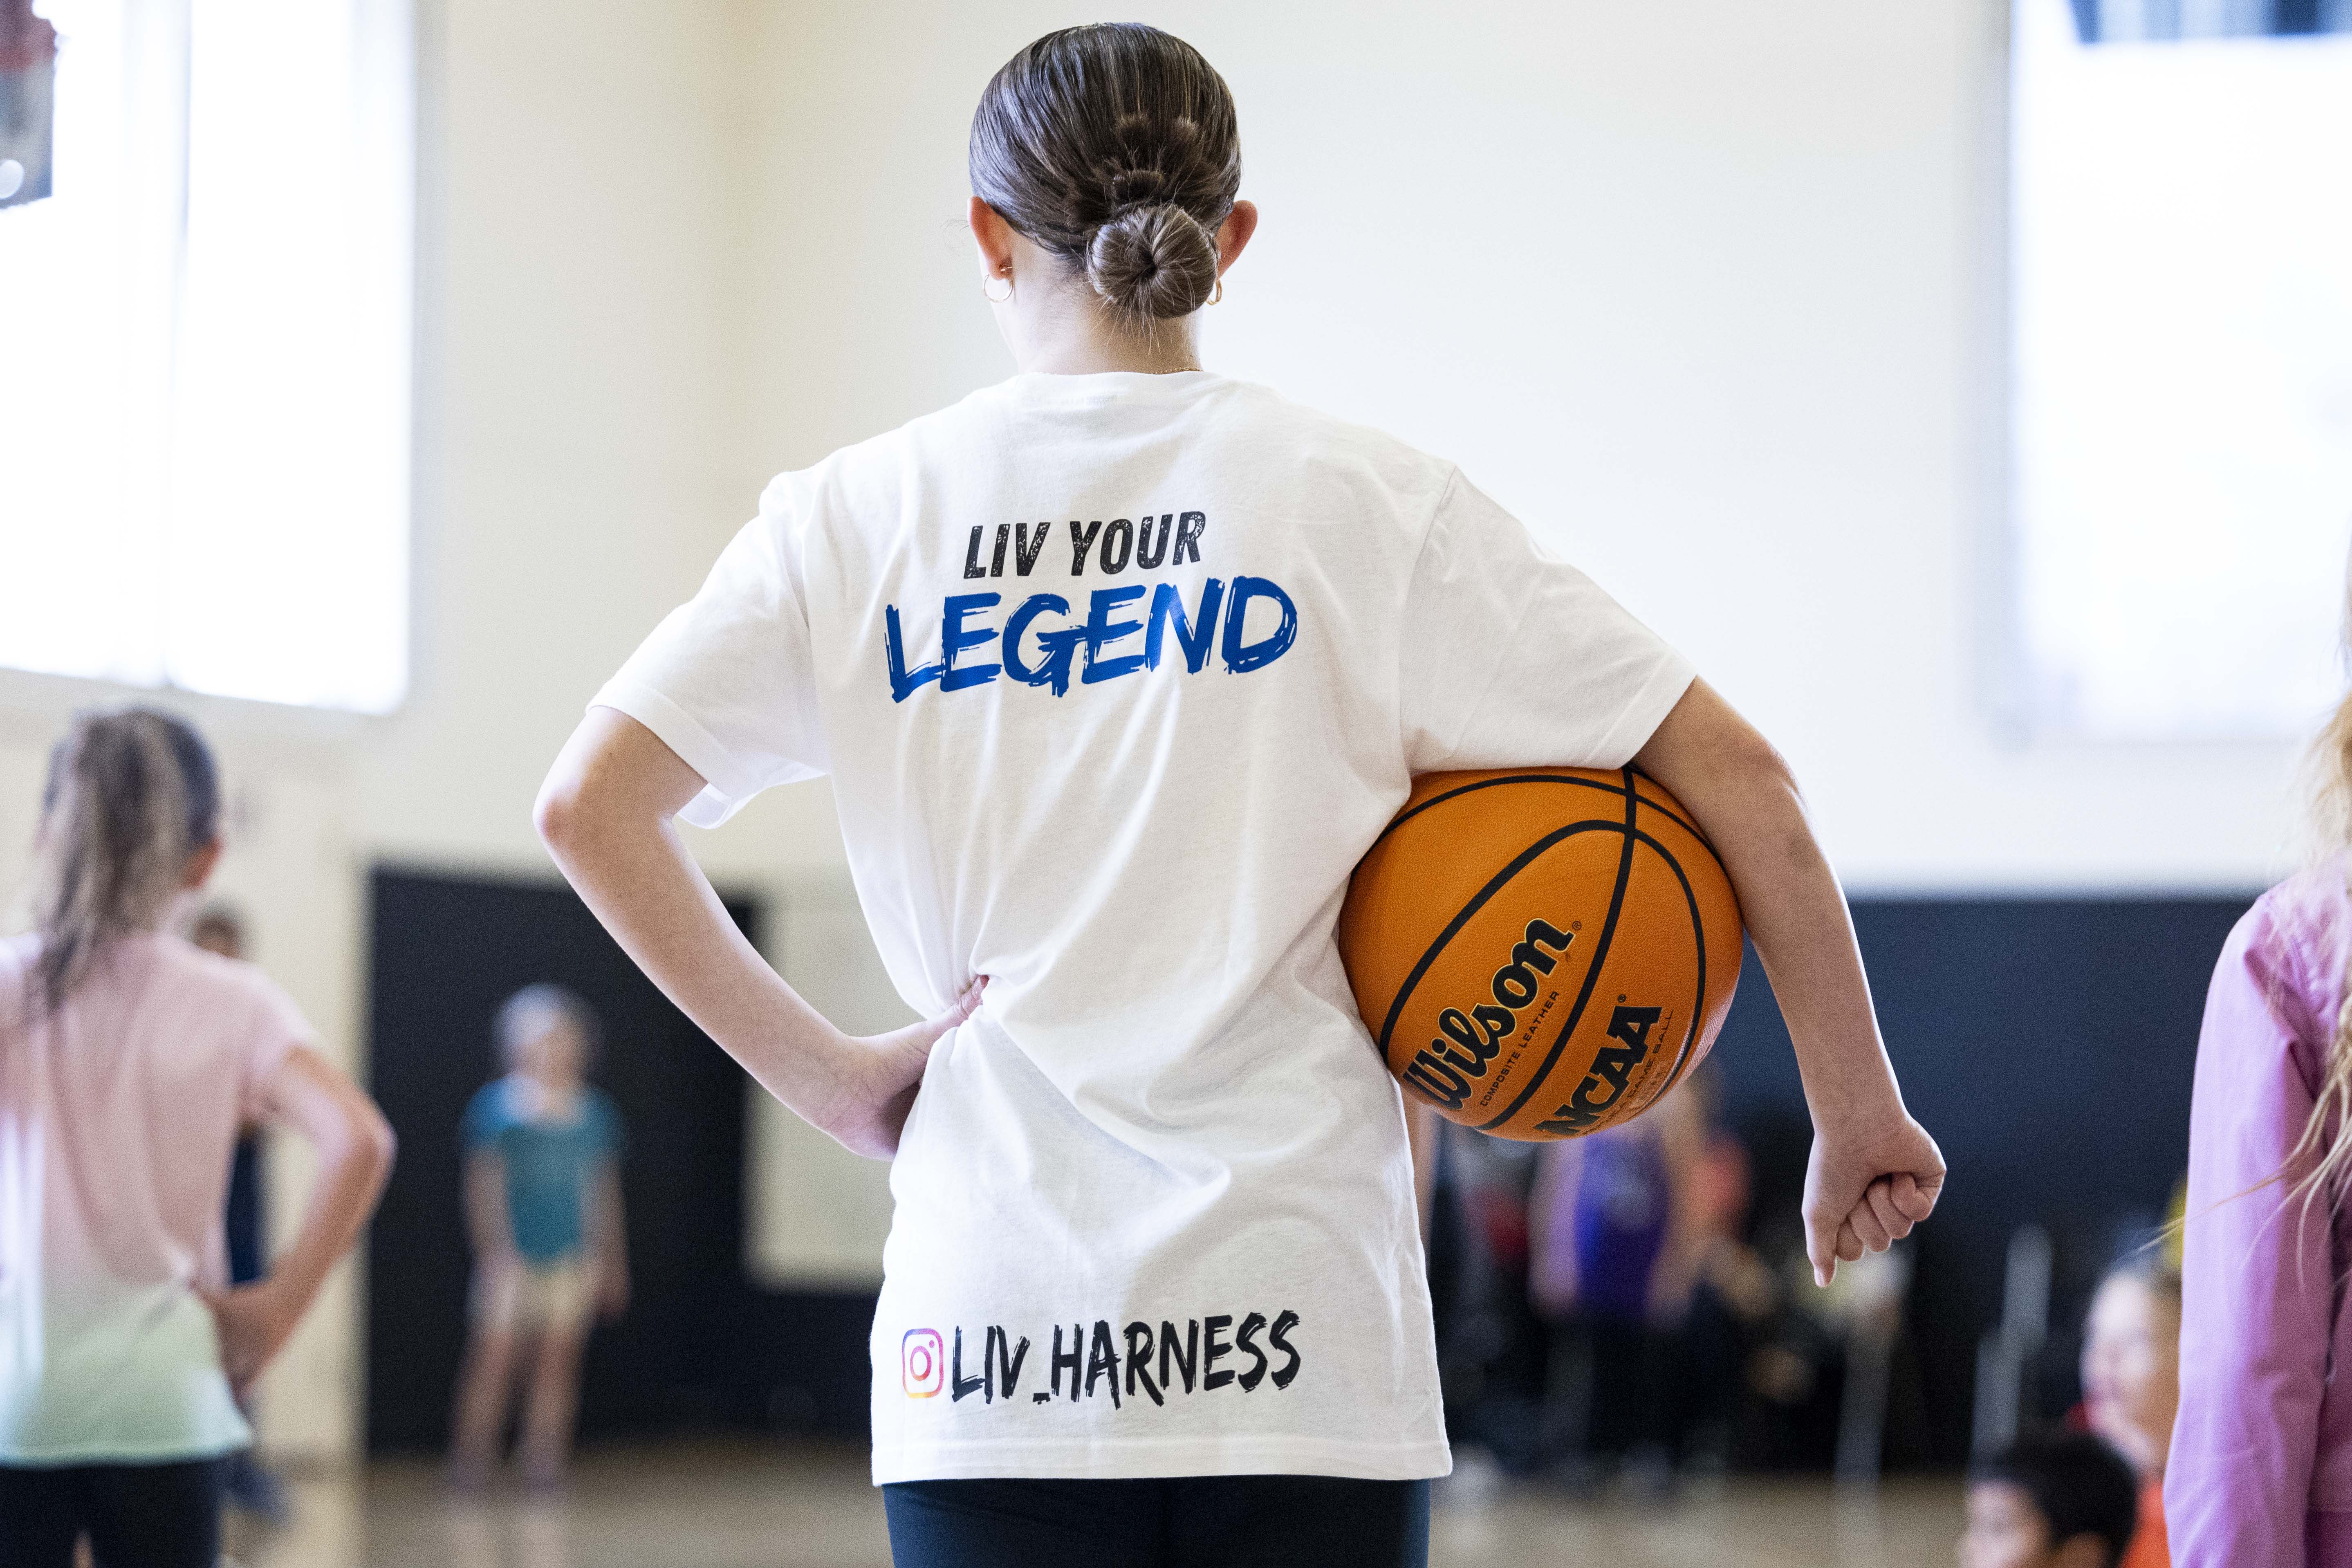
[181,837,224,892]
[1214,199,1260,276]
[969,196,1016,282]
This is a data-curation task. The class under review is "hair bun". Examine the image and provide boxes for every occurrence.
[971,27,1242,333]
[1085,202,1217,323]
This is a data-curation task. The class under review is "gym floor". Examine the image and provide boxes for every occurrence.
[231,1442,1964,1568]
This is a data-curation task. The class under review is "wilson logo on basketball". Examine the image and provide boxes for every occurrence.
[1401,918,1573,1111]
[1340,765,1744,1141]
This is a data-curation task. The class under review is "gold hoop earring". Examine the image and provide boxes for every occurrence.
[1209,277,1224,306]
[983,270,1013,304]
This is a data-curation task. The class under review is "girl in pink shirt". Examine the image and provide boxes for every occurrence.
[0,709,395,1568]
[2169,576,2352,1566]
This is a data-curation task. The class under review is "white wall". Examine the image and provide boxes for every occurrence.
[0,0,825,1461]
[724,0,2309,1291]
[373,0,813,883]
[0,0,2316,1461]
[744,0,2307,893]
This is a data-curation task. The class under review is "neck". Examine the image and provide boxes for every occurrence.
[1002,285,1202,376]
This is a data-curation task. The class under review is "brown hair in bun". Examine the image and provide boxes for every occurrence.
[969,25,1241,327]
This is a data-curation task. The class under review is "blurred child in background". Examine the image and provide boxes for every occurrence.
[2078,1263,2178,1568]
[2169,557,2352,1564]
[448,985,628,1492]
[1964,1429,2142,1568]
[189,903,291,1526]
[1420,1119,1549,1473]
[1677,1072,1779,1471]
[0,709,395,1568]
[1529,1082,1705,1490]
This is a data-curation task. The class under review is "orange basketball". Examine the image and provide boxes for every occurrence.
[1339,766,1744,1140]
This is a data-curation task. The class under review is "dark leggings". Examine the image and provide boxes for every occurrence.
[883,1474,1430,1568]
[0,1459,221,1568]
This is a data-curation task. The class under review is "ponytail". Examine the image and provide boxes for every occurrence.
[27,707,221,1012]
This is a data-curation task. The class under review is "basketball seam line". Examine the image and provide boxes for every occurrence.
[1372,772,1711,853]
[1474,767,1642,1133]
[1372,821,1622,1054]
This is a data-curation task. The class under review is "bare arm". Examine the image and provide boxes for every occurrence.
[1630,679,1944,1285]
[590,1160,630,1317]
[2167,918,2329,1562]
[463,1149,513,1263]
[1407,1102,1440,1245]
[204,1045,397,1393]
[535,706,979,1158]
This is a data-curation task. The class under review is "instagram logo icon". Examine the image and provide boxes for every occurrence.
[902,1328,944,1398]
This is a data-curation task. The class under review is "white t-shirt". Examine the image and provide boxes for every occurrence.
[595,369,1694,1484]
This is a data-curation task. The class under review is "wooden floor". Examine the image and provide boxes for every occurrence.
[234,1442,1963,1568]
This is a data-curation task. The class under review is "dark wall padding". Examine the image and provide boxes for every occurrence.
[366,867,767,1450]
[369,870,2259,1461]
[1709,894,2256,1465]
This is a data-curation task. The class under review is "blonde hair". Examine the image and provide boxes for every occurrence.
[2095,1255,2182,1315]
[27,708,221,1012]
[2283,547,2352,1211]
[495,983,600,1069]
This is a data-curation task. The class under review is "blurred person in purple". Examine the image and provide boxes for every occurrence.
[1528,1085,1704,1488]
[2169,557,2352,1564]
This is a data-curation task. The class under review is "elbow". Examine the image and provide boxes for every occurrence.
[1735,726,1800,799]
[1711,723,1804,822]
[533,769,589,858]
[1709,727,1815,871]
[357,1104,398,1184]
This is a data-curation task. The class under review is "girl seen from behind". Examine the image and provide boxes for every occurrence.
[536,26,1944,1567]
[2170,558,2352,1565]
[0,709,395,1568]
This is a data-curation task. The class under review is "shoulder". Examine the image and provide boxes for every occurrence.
[761,377,1458,517]
[2234,858,2350,1027]
[2251,855,2351,947]
[462,1080,516,1137]
[2231,859,2349,980]
[2205,861,2348,1077]
[1199,379,1457,508]
[583,1086,623,1144]
[756,386,1009,519]
[158,937,314,1038]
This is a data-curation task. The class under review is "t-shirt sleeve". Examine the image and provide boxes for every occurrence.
[588,1090,623,1162]
[1399,471,1696,774]
[237,972,315,1126]
[591,476,829,828]
[460,1085,505,1153]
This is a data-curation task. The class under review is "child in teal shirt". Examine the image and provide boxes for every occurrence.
[448,985,628,1490]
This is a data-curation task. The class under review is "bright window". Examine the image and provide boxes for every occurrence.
[0,0,412,713]
[2009,0,2352,740]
